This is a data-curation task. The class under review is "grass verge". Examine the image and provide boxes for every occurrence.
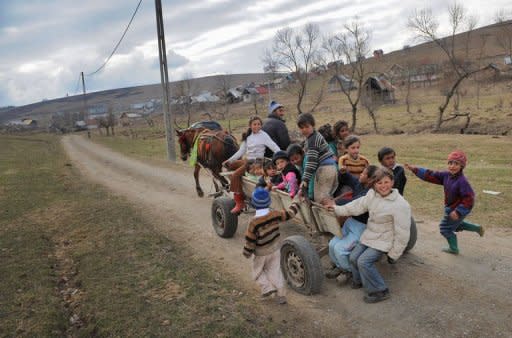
[0,134,288,337]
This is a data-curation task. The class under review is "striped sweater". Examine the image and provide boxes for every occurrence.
[338,154,369,178]
[303,131,335,183]
[243,202,300,257]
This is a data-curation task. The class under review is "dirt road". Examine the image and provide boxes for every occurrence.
[62,135,512,337]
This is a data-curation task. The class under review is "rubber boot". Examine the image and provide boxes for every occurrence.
[442,235,459,255]
[231,193,245,214]
[461,221,485,237]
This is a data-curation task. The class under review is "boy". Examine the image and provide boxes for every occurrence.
[338,135,370,178]
[405,150,484,255]
[378,146,407,195]
[243,187,300,304]
[257,161,283,189]
[297,113,338,201]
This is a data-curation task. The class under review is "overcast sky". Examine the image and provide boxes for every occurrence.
[0,0,510,107]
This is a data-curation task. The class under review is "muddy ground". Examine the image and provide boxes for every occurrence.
[62,135,512,337]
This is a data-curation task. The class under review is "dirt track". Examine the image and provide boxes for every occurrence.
[62,135,512,337]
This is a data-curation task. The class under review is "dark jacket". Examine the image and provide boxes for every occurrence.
[392,165,407,196]
[262,114,290,157]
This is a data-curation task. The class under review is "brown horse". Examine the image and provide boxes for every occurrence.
[176,127,238,197]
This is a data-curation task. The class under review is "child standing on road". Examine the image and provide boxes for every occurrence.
[378,147,407,195]
[243,187,300,305]
[338,135,370,178]
[326,167,411,303]
[405,150,484,255]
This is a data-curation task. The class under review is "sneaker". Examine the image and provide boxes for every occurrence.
[276,296,287,305]
[325,267,342,279]
[351,280,363,289]
[363,289,390,303]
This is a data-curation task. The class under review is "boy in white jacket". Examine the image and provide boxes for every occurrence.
[326,167,411,303]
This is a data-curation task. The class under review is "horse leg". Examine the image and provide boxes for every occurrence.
[194,164,204,197]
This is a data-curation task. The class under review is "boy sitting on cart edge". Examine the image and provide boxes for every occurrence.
[243,187,301,305]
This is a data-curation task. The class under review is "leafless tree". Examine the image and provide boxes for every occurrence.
[361,88,382,133]
[174,72,196,127]
[268,23,324,114]
[215,73,233,132]
[322,20,372,131]
[408,3,492,130]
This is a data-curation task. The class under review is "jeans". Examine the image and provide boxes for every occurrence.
[328,218,366,271]
[349,243,387,293]
[439,207,466,239]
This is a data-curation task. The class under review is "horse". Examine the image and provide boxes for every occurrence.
[176,126,238,197]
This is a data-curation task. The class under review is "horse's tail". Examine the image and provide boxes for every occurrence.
[223,134,238,160]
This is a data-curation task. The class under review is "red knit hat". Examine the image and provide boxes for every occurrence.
[447,150,467,167]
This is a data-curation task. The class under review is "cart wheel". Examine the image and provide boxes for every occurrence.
[405,217,418,252]
[280,235,323,295]
[211,197,238,238]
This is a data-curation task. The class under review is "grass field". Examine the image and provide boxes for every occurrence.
[0,134,289,337]
[91,130,512,228]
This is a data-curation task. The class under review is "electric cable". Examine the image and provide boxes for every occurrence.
[85,0,143,76]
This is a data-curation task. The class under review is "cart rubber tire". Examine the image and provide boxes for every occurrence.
[405,217,418,252]
[280,235,324,295]
[211,197,238,238]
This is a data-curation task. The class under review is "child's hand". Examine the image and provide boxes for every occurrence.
[404,163,416,172]
[339,165,347,173]
[222,160,230,168]
[321,197,335,210]
[449,210,459,220]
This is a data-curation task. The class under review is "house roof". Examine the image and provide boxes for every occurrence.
[328,74,352,84]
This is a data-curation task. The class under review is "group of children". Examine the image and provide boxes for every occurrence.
[230,111,484,305]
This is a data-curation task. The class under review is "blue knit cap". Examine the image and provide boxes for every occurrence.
[268,100,283,115]
[251,187,271,209]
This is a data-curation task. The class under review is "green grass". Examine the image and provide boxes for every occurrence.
[0,134,288,337]
[92,131,512,228]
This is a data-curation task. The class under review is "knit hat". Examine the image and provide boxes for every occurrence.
[251,187,271,209]
[272,150,289,165]
[447,150,467,167]
[268,100,283,114]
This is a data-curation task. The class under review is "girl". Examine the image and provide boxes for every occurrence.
[286,143,305,175]
[405,150,484,255]
[223,116,281,214]
[333,120,350,156]
[257,161,283,190]
[271,151,301,198]
[326,168,411,303]
[338,135,370,178]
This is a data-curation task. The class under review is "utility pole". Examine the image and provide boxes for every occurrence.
[155,0,176,161]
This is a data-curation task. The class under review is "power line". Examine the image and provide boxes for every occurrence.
[85,0,143,76]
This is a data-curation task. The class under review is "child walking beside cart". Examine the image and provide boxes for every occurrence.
[405,150,484,255]
[243,187,300,305]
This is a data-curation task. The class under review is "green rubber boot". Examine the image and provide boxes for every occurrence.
[442,235,459,255]
[461,221,485,237]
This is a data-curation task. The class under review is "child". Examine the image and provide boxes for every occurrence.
[333,120,351,155]
[378,146,407,195]
[326,167,411,303]
[297,113,338,201]
[246,159,265,181]
[271,150,301,198]
[338,135,370,178]
[223,116,281,214]
[257,161,283,190]
[286,143,305,175]
[318,123,338,159]
[405,150,484,255]
[243,187,300,305]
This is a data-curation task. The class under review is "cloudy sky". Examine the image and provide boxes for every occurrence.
[0,0,510,107]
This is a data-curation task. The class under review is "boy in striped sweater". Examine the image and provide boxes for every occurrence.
[243,187,300,304]
[405,150,484,254]
[297,113,338,201]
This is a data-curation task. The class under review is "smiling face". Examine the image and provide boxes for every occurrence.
[250,118,262,134]
[447,160,463,175]
[374,176,394,197]
[346,141,360,160]
[338,126,350,140]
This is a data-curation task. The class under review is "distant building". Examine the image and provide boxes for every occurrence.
[328,75,357,92]
[363,74,396,104]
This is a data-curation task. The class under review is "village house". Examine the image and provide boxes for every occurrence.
[328,74,357,92]
[363,74,396,104]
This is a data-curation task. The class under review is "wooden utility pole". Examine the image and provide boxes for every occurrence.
[155,0,176,161]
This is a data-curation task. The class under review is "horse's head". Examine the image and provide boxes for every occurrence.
[176,129,192,161]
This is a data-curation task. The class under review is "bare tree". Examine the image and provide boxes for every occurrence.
[174,72,196,127]
[475,33,490,109]
[408,3,492,130]
[323,20,372,131]
[361,88,382,133]
[269,23,324,114]
[215,73,233,131]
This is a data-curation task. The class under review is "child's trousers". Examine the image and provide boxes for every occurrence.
[252,249,286,297]
[439,207,466,239]
[329,217,366,271]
